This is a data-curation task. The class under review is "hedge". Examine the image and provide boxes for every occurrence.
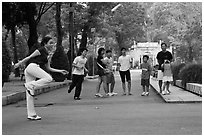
[171,63,186,85]
[179,63,202,88]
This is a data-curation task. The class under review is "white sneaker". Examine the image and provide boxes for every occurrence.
[141,92,146,96]
[145,92,149,96]
[112,92,118,96]
[95,93,103,98]
[108,93,114,96]
[162,91,167,95]
[27,115,41,120]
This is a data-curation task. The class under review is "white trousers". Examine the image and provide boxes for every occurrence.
[24,63,53,117]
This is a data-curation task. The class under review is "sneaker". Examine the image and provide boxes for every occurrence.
[166,91,171,95]
[112,92,118,96]
[108,93,114,96]
[95,93,103,98]
[145,92,149,96]
[27,115,41,120]
[162,91,167,95]
[74,97,81,100]
[141,92,146,96]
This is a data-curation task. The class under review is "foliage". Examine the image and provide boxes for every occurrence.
[106,2,146,51]
[171,63,186,85]
[78,2,116,49]
[6,30,29,61]
[2,40,12,86]
[3,2,55,52]
[2,2,29,29]
[179,63,202,88]
[147,2,202,62]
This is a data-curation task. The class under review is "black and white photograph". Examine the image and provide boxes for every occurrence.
[1,1,202,135]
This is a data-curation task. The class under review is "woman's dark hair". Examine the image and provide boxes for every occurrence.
[121,47,126,51]
[143,55,149,60]
[98,47,105,55]
[41,36,52,47]
[106,50,112,53]
[77,48,88,56]
[161,42,167,47]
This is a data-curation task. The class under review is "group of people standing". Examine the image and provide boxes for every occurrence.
[14,34,173,121]
[95,47,133,97]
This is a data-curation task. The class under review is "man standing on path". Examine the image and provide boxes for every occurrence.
[118,47,132,96]
[104,50,117,96]
[156,42,173,93]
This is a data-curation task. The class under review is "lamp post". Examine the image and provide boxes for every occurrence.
[91,28,96,76]
[69,3,74,65]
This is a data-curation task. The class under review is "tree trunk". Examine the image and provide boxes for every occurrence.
[79,25,88,49]
[69,2,75,62]
[115,31,124,55]
[27,16,38,54]
[56,2,62,48]
[11,26,20,77]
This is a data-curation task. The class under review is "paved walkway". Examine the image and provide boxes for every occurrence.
[2,70,201,106]
[2,70,201,135]
[150,77,202,103]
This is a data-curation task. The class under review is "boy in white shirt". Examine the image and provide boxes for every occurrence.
[67,48,88,100]
[118,47,132,95]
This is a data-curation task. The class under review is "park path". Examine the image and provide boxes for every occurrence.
[2,70,202,135]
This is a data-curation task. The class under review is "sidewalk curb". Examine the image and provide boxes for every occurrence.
[150,78,202,103]
[150,84,201,103]
[2,80,71,106]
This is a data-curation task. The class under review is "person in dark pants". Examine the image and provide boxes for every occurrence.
[67,48,88,100]
[156,42,173,93]
[118,47,132,95]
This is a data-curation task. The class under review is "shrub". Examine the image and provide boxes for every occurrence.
[50,47,69,82]
[179,63,202,88]
[171,63,186,85]
[2,40,12,86]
